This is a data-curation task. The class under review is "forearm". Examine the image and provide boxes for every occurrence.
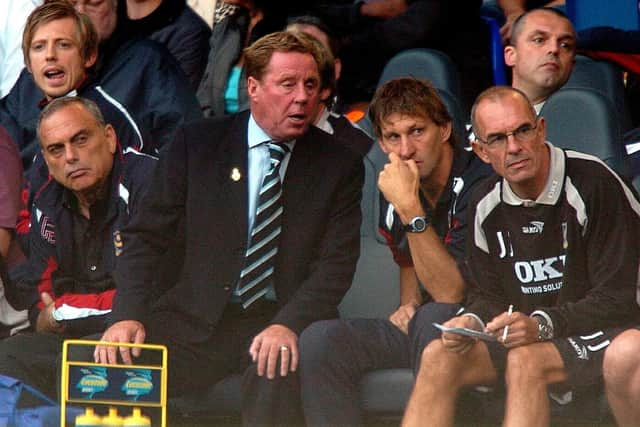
[406,229,465,302]
[393,197,465,303]
[399,266,421,306]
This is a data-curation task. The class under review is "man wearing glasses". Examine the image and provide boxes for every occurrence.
[402,86,640,427]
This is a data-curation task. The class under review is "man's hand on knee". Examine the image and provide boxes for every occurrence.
[441,315,479,354]
[389,302,418,334]
[94,320,146,365]
[249,324,298,380]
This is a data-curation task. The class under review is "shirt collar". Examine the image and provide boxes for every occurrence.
[314,108,334,135]
[248,113,295,150]
[502,141,565,206]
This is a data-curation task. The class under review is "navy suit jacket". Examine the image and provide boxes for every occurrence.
[112,110,364,342]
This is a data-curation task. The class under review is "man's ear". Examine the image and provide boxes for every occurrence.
[334,58,342,82]
[504,45,516,67]
[440,121,452,144]
[84,50,98,69]
[247,76,259,99]
[537,116,546,140]
[105,124,117,154]
[471,140,491,164]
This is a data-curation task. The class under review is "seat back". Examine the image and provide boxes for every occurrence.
[540,88,629,177]
[566,0,639,31]
[357,48,465,139]
[338,145,400,319]
[481,15,507,85]
[562,54,632,132]
[377,48,462,100]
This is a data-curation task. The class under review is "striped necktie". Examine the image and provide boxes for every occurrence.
[238,142,289,308]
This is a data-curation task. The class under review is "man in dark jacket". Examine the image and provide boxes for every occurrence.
[95,31,363,426]
[0,0,201,167]
[0,96,155,402]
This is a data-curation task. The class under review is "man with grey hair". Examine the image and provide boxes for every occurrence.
[402,86,640,427]
[0,96,155,403]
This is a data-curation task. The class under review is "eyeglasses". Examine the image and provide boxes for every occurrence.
[476,123,538,147]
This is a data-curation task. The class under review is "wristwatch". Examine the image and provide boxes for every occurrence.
[533,315,554,341]
[402,214,431,233]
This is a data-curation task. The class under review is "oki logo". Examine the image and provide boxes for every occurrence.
[514,255,566,283]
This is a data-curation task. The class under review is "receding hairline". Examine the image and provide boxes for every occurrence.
[510,8,576,46]
[471,87,536,136]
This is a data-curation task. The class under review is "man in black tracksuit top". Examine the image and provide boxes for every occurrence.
[402,86,640,427]
[0,97,155,402]
[300,78,492,427]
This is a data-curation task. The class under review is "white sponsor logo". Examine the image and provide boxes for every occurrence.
[522,221,544,234]
[514,255,566,283]
[520,282,563,294]
[568,338,589,360]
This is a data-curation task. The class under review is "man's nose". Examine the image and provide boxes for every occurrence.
[45,42,56,60]
[399,137,415,159]
[294,82,312,103]
[64,144,78,162]
[505,133,522,153]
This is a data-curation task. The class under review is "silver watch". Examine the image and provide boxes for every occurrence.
[534,315,554,341]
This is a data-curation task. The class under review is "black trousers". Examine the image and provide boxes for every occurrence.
[299,302,461,427]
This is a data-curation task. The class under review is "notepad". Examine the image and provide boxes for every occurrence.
[433,323,497,342]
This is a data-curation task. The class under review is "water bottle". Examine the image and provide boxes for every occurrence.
[74,407,102,427]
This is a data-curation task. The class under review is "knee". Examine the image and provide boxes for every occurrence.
[409,302,460,338]
[299,320,348,370]
[603,329,640,390]
[505,345,547,387]
[418,339,453,378]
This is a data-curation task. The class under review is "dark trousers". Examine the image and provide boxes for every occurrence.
[136,301,303,426]
[0,301,303,426]
[299,302,461,427]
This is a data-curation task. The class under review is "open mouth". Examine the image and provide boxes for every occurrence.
[44,68,65,84]
[288,114,307,124]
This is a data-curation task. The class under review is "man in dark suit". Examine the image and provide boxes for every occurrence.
[95,31,364,425]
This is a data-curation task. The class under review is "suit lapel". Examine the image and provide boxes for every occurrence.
[214,112,250,239]
[282,131,321,222]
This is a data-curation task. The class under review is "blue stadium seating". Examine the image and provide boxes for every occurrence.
[540,87,630,178]
[562,54,633,132]
[566,0,640,31]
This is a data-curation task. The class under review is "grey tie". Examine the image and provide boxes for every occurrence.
[238,142,289,308]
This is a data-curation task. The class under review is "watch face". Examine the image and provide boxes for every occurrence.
[412,217,427,232]
[539,324,553,340]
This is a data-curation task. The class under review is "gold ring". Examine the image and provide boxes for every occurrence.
[280,346,289,352]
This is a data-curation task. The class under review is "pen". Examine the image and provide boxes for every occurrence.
[502,304,514,342]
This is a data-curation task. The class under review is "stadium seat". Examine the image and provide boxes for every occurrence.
[481,15,508,86]
[562,54,632,132]
[377,48,462,102]
[356,47,465,140]
[540,87,630,178]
